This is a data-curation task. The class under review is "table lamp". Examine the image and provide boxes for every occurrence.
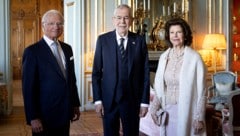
[202,34,226,73]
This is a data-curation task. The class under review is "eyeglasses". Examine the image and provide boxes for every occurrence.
[114,16,130,21]
[44,22,64,27]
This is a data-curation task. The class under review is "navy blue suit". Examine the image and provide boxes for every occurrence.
[92,30,150,136]
[22,38,80,130]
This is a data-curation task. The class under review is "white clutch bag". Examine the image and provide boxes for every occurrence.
[155,109,167,126]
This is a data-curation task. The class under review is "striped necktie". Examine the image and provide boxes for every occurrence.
[119,38,125,58]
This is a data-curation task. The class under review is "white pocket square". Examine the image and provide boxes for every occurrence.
[70,56,74,61]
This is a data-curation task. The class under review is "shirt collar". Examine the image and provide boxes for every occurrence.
[43,35,58,46]
[115,31,128,41]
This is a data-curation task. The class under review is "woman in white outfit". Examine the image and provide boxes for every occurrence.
[150,18,207,136]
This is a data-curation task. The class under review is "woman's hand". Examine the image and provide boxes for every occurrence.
[193,120,204,134]
[151,114,160,126]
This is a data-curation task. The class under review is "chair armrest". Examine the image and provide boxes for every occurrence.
[208,85,214,90]
[207,85,216,99]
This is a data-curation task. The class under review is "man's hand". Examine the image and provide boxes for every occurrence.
[139,107,148,117]
[31,119,43,133]
[71,107,80,122]
[95,103,104,117]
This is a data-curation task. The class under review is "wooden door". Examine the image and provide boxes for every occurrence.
[11,18,39,79]
[10,0,63,80]
[11,0,39,79]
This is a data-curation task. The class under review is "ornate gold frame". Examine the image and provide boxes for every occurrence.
[131,0,190,51]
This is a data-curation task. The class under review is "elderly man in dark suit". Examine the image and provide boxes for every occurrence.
[92,4,150,136]
[22,9,80,136]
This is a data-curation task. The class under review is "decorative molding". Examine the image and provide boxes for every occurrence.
[85,51,94,72]
[11,8,38,19]
[148,51,162,60]
[19,0,31,3]
[66,2,74,6]
[84,74,94,110]
[11,0,38,19]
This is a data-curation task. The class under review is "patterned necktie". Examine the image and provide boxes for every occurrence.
[52,41,66,78]
[119,38,125,58]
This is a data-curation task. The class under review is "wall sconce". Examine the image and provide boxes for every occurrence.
[202,34,226,73]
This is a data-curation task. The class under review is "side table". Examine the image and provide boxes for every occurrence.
[206,104,223,136]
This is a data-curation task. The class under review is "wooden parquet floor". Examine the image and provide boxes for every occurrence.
[0,80,102,136]
[0,106,103,136]
[0,80,147,136]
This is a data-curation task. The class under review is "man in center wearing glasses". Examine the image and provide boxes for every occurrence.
[92,4,150,136]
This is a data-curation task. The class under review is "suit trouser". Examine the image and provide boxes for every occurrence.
[103,100,140,136]
[32,123,70,136]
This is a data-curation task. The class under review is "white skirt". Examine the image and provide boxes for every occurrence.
[165,104,178,136]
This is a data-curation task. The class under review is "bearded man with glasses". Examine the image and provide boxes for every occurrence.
[92,4,150,136]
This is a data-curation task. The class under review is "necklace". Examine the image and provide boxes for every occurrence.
[165,47,185,104]
[170,47,185,60]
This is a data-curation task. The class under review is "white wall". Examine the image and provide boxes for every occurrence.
[0,0,12,115]
[63,0,117,111]
[64,0,85,111]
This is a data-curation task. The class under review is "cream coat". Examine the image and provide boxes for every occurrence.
[154,46,207,136]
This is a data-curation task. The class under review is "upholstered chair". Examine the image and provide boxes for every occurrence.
[208,71,237,104]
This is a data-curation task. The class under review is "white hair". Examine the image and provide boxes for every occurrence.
[113,4,132,18]
[41,9,64,23]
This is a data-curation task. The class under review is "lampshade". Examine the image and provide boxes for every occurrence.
[202,34,226,49]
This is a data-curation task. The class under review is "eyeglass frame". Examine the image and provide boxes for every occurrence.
[113,16,131,21]
[43,22,64,27]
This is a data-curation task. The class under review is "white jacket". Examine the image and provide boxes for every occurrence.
[154,46,207,136]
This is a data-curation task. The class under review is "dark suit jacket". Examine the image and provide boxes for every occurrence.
[92,30,150,111]
[22,38,80,128]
